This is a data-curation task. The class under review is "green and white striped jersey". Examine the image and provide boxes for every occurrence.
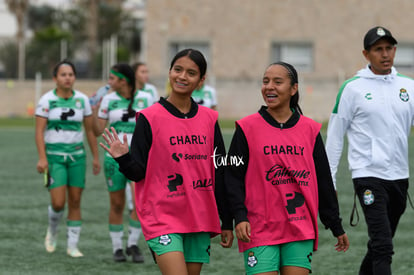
[139,83,159,102]
[191,84,217,108]
[97,91,154,145]
[35,89,91,153]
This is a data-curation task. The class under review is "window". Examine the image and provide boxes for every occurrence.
[394,44,414,71]
[271,43,313,72]
[169,42,211,65]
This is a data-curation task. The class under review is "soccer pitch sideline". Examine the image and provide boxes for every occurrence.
[1,119,413,274]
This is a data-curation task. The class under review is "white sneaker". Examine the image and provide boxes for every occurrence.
[67,247,84,258]
[44,227,57,253]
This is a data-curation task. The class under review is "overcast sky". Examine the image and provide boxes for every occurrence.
[0,1,16,36]
[0,0,144,37]
[0,0,76,37]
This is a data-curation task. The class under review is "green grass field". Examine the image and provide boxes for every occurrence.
[1,119,413,274]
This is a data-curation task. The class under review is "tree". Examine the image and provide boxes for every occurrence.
[0,42,18,78]
[25,26,72,78]
[1,0,141,79]
[5,0,28,80]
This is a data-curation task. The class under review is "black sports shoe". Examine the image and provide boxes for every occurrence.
[126,245,144,263]
[113,249,127,262]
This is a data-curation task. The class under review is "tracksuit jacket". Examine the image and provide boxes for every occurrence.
[326,65,414,186]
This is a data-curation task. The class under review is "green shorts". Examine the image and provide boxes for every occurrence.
[147,233,211,263]
[46,151,86,190]
[243,240,314,275]
[104,153,130,192]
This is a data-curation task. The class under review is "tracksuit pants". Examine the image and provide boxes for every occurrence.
[353,177,408,275]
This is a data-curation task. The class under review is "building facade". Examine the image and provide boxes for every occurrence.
[2,0,414,121]
[143,0,414,121]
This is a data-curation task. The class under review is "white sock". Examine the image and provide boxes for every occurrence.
[67,223,81,250]
[48,205,63,236]
[127,226,142,247]
[110,231,124,253]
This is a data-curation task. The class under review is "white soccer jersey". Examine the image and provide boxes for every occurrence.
[140,83,159,102]
[325,65,414,187]
[98,91,154,145]
[35,89,91,153]
[191,84,218,108]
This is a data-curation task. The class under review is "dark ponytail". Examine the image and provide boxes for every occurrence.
[269,61,303,115]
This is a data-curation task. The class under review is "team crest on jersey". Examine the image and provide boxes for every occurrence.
[75,99,82,108]
[137,99,145,108]
[159,235,172,246]
[363,189,374,205]
[247,251,258,267]
[399,88,409,102]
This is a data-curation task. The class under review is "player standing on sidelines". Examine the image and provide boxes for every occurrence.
[325,26,414,275]
[93,63,153,263]
[100,49,234,275]
[226,62,349,275]
[35,60,101,258]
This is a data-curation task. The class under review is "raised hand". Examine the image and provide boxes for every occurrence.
[99,127,129,158]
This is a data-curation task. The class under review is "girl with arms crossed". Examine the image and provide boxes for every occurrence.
[100,49,234,275]
[226,62,349,275]
[93,63,153,262]
[35,60,101,257]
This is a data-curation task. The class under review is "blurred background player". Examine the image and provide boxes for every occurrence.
[93,63,153,262]
[91,62,159,214]
[35,60,101,258]
[191,81,218,110]
[122,62,159,213]
[132,62,159,102]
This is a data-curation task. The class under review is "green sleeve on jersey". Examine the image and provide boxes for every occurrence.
[47,120,83,131]
[332,76,359,114]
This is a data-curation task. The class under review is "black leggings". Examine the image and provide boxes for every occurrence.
[353,177,408,275]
